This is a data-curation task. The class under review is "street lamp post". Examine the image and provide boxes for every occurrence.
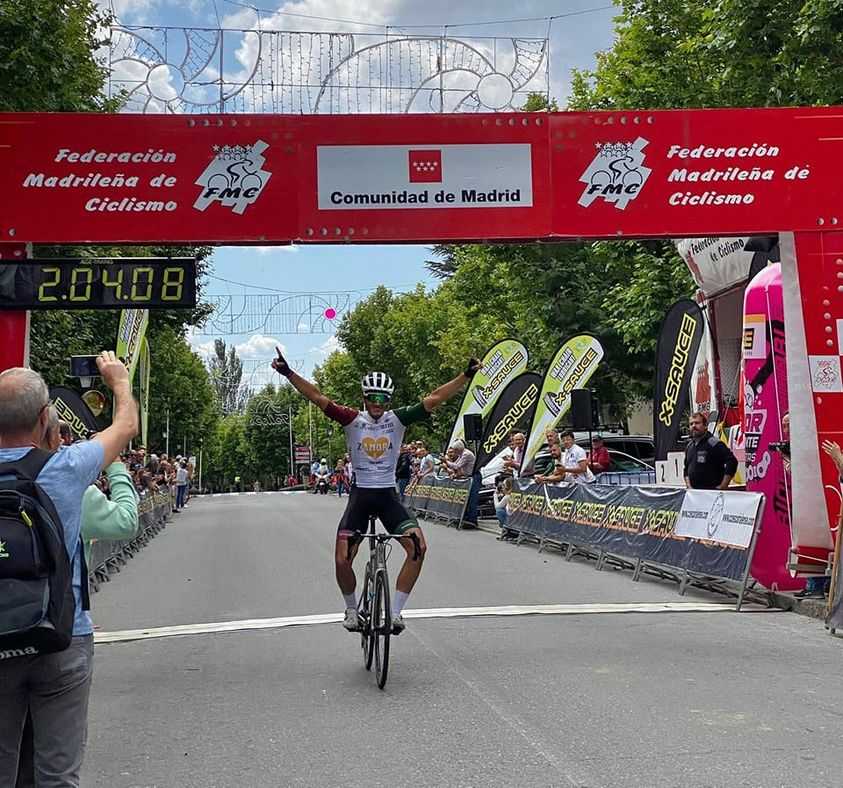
[288,404,294,482]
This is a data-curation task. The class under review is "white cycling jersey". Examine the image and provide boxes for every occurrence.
[324,401,428,488]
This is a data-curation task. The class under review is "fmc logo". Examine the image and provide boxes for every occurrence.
[578,138,651,211]
[194,141,272,215]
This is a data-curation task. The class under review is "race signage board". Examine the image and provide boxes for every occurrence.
[3,108,843,243]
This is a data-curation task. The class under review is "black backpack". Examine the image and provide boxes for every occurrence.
[0,449,88,660]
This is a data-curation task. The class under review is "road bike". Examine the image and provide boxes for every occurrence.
[352,515,419,689]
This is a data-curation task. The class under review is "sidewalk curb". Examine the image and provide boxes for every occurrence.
[767,591,828,620]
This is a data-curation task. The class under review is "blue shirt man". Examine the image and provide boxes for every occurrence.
[0,354,138,788]
[0,442,103,636]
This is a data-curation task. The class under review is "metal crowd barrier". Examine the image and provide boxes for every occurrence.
[88,491,172,593]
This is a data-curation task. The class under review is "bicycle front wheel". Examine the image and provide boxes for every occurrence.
[374,570,391,690]
[361,564,374,671]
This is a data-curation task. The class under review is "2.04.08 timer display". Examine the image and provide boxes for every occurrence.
[0,258,196,310]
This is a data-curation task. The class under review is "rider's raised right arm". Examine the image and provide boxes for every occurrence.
[284,370,331,411]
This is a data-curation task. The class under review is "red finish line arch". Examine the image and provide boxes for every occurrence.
[0,108,841,572]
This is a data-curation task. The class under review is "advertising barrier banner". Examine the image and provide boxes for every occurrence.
[88,491,170,580]
[653,299,704,460]
[406,476,470,524]
[521,335,604,472]
[675,489,762,549]
[447,338,528,448]
[507,480,763,583]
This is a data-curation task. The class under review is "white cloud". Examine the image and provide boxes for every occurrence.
[254,245,299,255]
[191,338,218,359]
[100,0,163,25]
[311,334,342,357]
[235,334,286,358]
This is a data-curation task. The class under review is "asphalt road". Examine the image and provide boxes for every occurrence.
[83,492,843,788]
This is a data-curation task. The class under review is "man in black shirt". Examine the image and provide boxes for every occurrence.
[395,444,414,502]
[684,412,738,490]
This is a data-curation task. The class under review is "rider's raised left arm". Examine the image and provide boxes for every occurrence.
[422,358,480,412]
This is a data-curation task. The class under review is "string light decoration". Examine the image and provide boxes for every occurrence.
[107,25,549,113]
[199,293,353,336]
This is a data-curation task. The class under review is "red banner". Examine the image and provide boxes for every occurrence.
[2,108,843,244]
[549,108,842,238]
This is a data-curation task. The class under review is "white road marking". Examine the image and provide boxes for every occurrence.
[205,490,307,498]
[94,601,750,645]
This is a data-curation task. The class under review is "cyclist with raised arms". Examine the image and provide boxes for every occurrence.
[272,348,480,634]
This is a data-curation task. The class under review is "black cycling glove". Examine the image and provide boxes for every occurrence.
[272,347,292,377]
[464,358,481,378]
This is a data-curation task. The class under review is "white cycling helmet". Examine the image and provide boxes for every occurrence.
[361,371,394,397]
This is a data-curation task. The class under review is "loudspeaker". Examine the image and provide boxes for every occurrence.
[463,413,483,441]
[570,389,595,430]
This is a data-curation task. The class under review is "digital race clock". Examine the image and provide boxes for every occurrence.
[0,258,196,310]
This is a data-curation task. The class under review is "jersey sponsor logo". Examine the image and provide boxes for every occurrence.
[361,436,390,459]
[0,539,8,559]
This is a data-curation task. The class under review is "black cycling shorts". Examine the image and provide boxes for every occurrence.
[337,486,419,536]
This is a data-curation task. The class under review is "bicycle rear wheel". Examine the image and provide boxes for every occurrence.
[373,570,391,690]
[360,564,374,671]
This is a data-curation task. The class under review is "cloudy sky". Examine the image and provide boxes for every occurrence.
[105,0,618,389]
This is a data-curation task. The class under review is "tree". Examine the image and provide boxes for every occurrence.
[145,325,217,456]
[209,414,249,491]
[0,0,120,113]
[209,339,250,415]
[569,0,843,112]
[243,383,299,485]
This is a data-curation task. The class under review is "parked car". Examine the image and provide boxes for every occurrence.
[576,435,655,466]
[477,447,656,518]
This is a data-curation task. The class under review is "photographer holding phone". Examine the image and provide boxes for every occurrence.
[0,351,138,788]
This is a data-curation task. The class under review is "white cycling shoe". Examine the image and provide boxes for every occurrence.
[391,613,406,635]
[343,608,362,632]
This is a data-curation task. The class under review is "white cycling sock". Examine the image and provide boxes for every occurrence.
[392,590,410,616]
[343,592,357,610]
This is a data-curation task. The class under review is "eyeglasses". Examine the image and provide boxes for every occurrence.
[365,393,391,405]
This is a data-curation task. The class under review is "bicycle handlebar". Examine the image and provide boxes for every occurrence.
[347,530,421,561]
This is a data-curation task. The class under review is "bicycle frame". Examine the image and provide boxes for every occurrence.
[350,515,420,689]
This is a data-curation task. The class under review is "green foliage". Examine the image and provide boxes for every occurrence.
[209,339,250,415]
[145,324,217,455]
[0,0,120,112]
[205,414,248,489]
[569,0,843,110]
[243,383,298,484]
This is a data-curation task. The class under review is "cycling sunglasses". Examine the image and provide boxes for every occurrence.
[365,393,392,405]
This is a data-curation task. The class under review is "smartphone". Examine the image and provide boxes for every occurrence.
[69,355,99,378]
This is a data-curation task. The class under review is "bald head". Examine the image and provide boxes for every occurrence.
[0,367,49,437]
